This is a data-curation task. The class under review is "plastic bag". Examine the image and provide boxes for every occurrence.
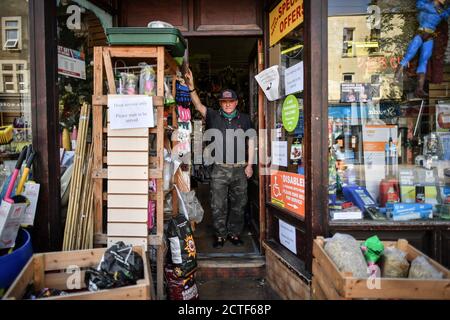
[163,149,174,191]
[147,20,174,28]
[85,242,144,291]
[174,185,204,223]
[408,256,444,279]
[164,78,175,106]
[324,233,368,278]
[164,192,174,221]
[166,214,197,278]
[381,247,410,278]
[165,266,199,300]
[124,73,138,95]
[139,63,156,96]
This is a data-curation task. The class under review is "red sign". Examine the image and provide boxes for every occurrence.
[271,171,305,218]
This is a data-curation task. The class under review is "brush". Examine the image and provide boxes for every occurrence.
[0,125,13,145]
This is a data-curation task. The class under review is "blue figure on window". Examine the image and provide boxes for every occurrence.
[395,0,450,97]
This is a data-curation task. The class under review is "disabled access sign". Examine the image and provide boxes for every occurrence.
[271,170,305,218]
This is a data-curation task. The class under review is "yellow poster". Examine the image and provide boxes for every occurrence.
[269,0,304,47]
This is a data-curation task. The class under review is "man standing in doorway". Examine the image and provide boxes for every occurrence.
[184,68,256,248]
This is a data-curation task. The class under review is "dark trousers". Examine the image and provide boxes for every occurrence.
[210,165,248,238]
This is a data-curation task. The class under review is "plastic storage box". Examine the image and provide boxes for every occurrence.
[106,27,187,57]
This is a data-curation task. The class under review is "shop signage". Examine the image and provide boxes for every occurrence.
[255,65,281,101]
[282,95,299,132]
[362,125,398,201]
[340,83,380,103]
[271,170,305,218]
[58,45,86,80]
[279,219,297,254]
[284,62,303,95]
[108,95,155,130]
[269,0,304,47]
[272,141,288,167]
[0,95,29,112]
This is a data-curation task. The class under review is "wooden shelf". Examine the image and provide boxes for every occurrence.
[93,45,180,301]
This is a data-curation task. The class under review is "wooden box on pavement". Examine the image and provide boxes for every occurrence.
[312,237,450,300]
[3,246,152,300]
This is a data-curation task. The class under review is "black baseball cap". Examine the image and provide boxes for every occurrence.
[219,89,238,101]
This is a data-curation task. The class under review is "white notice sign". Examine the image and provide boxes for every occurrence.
[21,182,40,226]
[285,62,304,95]
[108,95,155,130]
[57,46,86,80]
[272,141,288,167]
[255,65,281,101]
[279,219,297,254]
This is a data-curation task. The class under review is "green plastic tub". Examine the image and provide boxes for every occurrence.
[106,27,187,57]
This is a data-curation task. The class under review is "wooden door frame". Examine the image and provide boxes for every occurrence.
[261,0,328,274]
[29,0,62,252]
[303,0,328,272]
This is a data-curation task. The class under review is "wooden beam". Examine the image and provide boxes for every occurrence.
[108,46,158,58]
[304,0,328,274]
[29,0,62,252]
[93,47,104,236]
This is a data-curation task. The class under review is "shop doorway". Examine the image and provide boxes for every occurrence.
[187,36,262,258]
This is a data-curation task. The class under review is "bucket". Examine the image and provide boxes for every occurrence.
[0,228,33,294]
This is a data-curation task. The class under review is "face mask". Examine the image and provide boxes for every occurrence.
[220,109,237,119]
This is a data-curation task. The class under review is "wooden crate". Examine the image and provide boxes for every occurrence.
[3,246,152,300]
[264,243,311,300]
[312,237,450,300]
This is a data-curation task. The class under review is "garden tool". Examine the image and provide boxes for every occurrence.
[16,145,36,195]
[0,146,29,249]
[0,125,13,145]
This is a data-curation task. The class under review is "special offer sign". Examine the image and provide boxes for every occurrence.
[271,171,305,218]
[269,0,304,47]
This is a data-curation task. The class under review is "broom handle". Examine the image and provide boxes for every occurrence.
[4,170,19,203]
[16,150,35,195]
[4,147,28,203]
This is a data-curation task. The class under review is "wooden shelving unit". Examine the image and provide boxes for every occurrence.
[92,45,180,300]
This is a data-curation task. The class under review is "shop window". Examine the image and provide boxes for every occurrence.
[267,23,305,221]
[2,17,22,50]
[328,0,450,223]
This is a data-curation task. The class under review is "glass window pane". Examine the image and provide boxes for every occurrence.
[5,20,18,27]
[0,2,31,150]
[328,0,450,223]
[3,75,13,83]
[6,29,18,40]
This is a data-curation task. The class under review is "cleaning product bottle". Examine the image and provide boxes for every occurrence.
[385,140,391,176]
[62,127,71,151]
[71,126,78,151]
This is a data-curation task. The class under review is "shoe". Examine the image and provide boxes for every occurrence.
[227,234,243,246]
[394,65,404,83]
[415,73,429,98]
[213,236,225,248]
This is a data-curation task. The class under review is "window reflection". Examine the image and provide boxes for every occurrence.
[328,0,450,222]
